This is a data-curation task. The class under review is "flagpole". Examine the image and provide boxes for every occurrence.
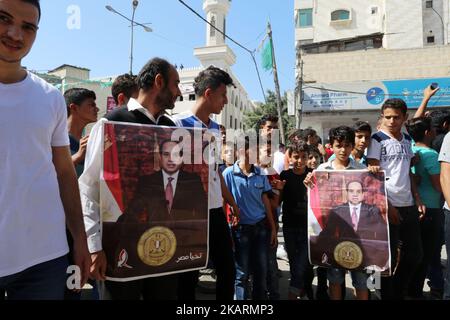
[267,22,285,144]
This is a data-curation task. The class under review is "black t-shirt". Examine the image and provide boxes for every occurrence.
[280,168,311,228]
[105,107,176,126]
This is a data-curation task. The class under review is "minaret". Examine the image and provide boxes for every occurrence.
[194,0,236,70]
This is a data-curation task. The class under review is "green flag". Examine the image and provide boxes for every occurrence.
[261,40,273,71]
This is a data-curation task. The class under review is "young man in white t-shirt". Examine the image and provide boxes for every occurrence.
[0,0,90,300]
[367,98,423,300]
[174,66,239,300]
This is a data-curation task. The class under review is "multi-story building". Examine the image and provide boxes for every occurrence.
[294,0,450,139]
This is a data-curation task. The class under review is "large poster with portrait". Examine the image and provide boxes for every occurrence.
[308,170,391,274]
[100,122,210,281]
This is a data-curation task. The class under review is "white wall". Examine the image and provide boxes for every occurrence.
[384,0,424,49]
[422,0,446,45]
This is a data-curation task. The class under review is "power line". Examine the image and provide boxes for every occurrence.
[303,85,450,98]
[177,0,266,101]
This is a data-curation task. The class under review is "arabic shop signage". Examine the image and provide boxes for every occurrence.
[302,77,450,112]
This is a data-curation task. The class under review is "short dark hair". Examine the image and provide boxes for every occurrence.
[137,57,173,91]
[346,180,364,192]
[23,0,41,22]
[111,74,138,104]
[429,110,450,134]
[328,126,355,146]
[288,141,309,156]
[236,135,255,151]
[405,117,432,142]
[257,114,279,130]
[194,65,235,97]
[64,88,96,116]
[381,98,408,115]
[353,121,372,134]
[288,129,305,143]
[303,128,317,139]
[308,145,321,156]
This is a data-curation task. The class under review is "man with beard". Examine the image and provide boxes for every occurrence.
[79,57,182,300]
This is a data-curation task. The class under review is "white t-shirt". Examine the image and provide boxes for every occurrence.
[0,72,70,277]
[273,150,285,174]
[438,132,450,210]
[367,130,415,207]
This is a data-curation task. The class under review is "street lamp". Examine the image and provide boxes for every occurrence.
[430,6,446,45]
[106,1,153,75]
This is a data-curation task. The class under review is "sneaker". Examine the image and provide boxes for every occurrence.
[276,245,288,261]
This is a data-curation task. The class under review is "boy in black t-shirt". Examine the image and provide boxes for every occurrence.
[279,141,312,299]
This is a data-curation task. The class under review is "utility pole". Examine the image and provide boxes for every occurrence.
[295,57,304,129]
[267,22,285,144]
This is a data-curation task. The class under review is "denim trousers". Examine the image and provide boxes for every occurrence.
[0,255,68,300]
[283,226,313,294]
[444,209,450,300]
[232,219,269,300]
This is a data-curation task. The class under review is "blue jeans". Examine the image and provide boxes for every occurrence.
[408,208,443,297]
[0,255,68,300]
[283,226,312,294]
[444,209,450,300]
[267,244,279,300]
[232,219,269,300]
[427,209,445,290]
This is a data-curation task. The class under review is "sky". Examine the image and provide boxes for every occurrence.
[22,0,295,102]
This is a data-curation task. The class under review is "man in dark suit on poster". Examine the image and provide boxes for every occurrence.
[314,179,389,269]
[120,139,208,223]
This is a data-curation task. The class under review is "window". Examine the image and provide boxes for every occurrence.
[234,119,237,130]
[229,116,233,128]
[210,16,216,37]
[177,96,184,102]
[426,1,433,8]
[427,36,435,43]
[371,7,378,14]
[189,94,196,101]
[223,18,226,41]
[331,10,350,21]
[297,9,313,28]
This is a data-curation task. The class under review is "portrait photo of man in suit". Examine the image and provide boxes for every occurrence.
[119,139,208,224]
[312,179,389,270]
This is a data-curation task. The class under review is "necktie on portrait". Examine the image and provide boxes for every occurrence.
[165,177,174,213]
[351,206,358,231]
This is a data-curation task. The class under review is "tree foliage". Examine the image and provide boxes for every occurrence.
[243,90,295,142]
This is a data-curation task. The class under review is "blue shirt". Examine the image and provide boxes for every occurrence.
[175,112,220,131]
[223,161,272,225]
[328,153,367,166]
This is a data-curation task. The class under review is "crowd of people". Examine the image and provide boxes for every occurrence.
[1,0,450,301]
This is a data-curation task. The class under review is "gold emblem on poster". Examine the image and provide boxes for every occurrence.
[333,241,363,269]
[137,227,177,266]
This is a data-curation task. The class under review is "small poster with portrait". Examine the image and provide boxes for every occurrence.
[100,122,210,281]
[308,170,391,274]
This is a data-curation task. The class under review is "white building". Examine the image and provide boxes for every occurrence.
[34,64,116,118]
[294,0,450,139]
[172,0,252,130]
